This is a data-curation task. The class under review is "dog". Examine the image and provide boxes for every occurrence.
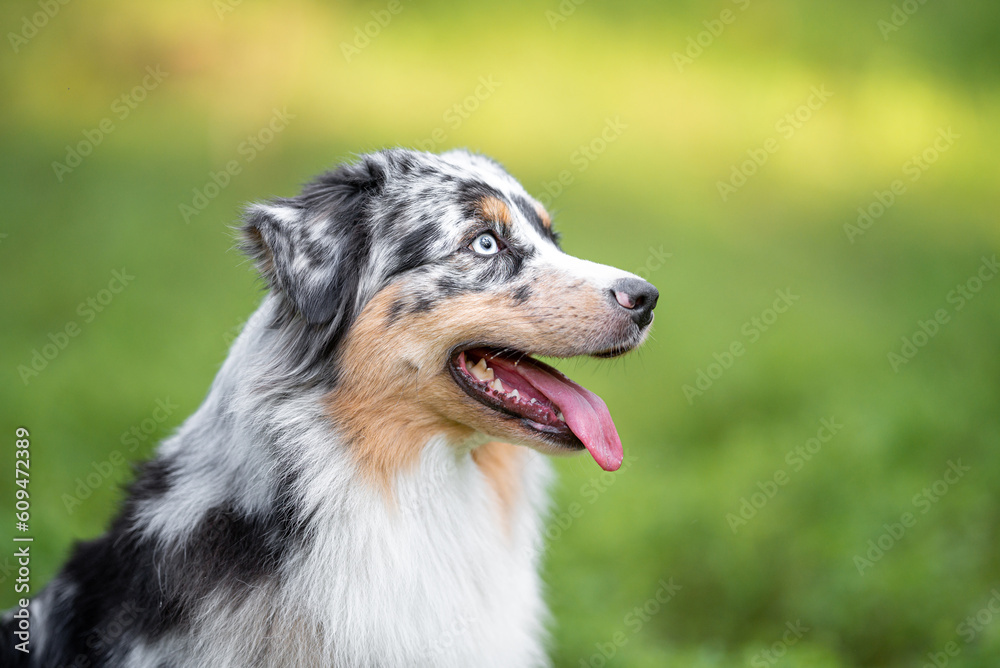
[2,148,658,667]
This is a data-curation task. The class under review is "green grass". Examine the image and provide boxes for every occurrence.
[2,1,1000,665]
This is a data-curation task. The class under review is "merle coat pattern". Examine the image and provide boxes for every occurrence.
[1,149,657,667]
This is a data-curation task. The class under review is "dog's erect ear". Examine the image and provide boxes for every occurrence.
[241,204,343,325]
[240,158,385,328]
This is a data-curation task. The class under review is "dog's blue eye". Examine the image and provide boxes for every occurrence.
[470,232,500,256]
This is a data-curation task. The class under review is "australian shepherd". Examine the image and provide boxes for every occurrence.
[3,149,658,667]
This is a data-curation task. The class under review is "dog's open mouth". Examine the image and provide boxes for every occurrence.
[450,347,624,471]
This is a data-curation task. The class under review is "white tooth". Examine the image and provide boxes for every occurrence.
[491,378,504,392]
[529,398,537,404]
[470,358,491,382]
[509,389,520,401]
[556,410,565,421]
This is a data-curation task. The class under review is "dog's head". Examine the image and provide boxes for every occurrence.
[242,149,657,480]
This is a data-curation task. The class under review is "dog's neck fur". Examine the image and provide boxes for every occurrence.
[119,296,553,667]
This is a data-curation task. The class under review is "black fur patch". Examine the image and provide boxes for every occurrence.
[436,275,466,298]
[184,466,308,598]
[23,460,192,667]
[410,296,436,314]
[386,297,408,325]
[188,505,298,602]
[512,194,559,245]
[8,459,308,667]
[472,252,526,285]
[394,225,438,276]
[130,457,175,501]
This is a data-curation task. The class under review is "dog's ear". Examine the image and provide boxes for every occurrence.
[241,205,342,325]
[240,158,386,328]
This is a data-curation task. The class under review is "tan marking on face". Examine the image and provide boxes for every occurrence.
[471,441,522,535]
[325,271,619,493]
[533,202,552,229]
[324,284,475,493]
[477,196,512,225]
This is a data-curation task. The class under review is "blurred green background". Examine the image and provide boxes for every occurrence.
[2,1,999,666]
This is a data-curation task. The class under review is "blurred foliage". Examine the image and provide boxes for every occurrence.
[2,0,1000,666]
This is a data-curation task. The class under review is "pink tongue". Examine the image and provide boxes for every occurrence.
[489,356,624,471]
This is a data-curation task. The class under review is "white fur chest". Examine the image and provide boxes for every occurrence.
[289,440,552,667]
[143,439,554,668]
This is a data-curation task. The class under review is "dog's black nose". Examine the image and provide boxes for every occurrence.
[610,278,659,328]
